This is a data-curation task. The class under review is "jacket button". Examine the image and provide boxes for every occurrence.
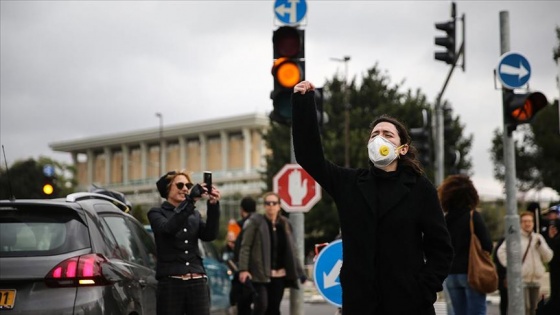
[185,250,188,254]
[183,228,187,232]
[184,240,188,244]
[186,262,190,266]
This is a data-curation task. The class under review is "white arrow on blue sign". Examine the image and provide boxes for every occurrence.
[43,164,54,177]
[313,239,343,307]
[496,52,531,89]
[274,0,307,25]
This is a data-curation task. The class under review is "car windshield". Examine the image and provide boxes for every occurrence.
[0,205,90,257]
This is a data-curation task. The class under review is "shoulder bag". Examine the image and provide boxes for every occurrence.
[467,210,499,293]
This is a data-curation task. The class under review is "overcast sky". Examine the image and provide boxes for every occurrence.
[1,0,559,201]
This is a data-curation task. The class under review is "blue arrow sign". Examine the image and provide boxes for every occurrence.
[274,0,307,25]
[313,239,343,307]
[497,52,531,89]
[43,164,54,177]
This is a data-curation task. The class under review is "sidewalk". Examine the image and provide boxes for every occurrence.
[296,272,550,313]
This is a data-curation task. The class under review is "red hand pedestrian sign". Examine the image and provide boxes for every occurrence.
[273,163,321,212]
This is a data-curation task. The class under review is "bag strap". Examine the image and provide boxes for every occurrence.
[469,210,475,235]
[522,234,532,263]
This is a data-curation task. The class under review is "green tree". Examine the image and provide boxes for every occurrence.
[264,63,473,253]
[0,157,76,199]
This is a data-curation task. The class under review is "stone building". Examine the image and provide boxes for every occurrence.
[50,113,270,213]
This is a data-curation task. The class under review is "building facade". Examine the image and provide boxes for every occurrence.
[50,113,270,209]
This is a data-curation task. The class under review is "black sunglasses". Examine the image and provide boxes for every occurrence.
[264,201,279,206]
[175,182,193,190]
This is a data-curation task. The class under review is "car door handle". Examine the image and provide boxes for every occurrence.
[138,279,147,287]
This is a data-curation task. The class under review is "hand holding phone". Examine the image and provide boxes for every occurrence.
[203,171,212,195]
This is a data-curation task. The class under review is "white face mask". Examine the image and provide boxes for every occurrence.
[367,135,404,168]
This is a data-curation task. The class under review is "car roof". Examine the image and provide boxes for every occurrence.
[0,192,130,214]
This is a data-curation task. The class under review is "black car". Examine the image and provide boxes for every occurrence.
[0,192,158,314]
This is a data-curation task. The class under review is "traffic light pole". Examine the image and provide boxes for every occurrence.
[500,11,524,315]
[434,39,464,186]
[289,131,304,315]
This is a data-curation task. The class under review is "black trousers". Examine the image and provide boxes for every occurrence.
[156,277,210,315]
[238,277,286,315]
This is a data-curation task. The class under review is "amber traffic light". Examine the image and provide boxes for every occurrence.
[503,90,547,132]
[270,26,305,125]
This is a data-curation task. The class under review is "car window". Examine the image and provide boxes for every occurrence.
[203,242,220,261]
[102,215,145,265]
[125,217,157,269]
[0,206,89,257]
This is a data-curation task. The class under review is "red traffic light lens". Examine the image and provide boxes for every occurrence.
[273,26,301,58]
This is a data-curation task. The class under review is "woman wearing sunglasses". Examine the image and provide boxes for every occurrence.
[148,170,221,315]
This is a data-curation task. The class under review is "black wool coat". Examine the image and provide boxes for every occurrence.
[292,92,454,315]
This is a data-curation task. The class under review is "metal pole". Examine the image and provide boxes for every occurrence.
[289,130,304,315]
[500,11,524,315]
[155,112,163,174]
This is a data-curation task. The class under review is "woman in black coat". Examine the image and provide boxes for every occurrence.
[438,174,493,315]
[291,81,454,315]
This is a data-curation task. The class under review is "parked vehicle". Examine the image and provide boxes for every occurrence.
[144,225,232,314]
[0,192,157,314]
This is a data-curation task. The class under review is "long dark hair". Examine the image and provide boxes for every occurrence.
[368,115,424,175]
[437,174,479,214]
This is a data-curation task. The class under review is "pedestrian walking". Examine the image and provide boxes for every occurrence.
[439,174,493,315]
[290,80,454,315]
[237,192,305,315]
[539,204,560,314]
[148,170,221,315]
[498,211,554,315]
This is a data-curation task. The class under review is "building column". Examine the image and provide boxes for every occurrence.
[87,149,94,184]
[140,142,148,180]
[160,140,167,175]
[104,147,112,185]
[199,134,207,171]
[121,144,129,184]
[243,128,251,172]
[179,136,187,169]
[220,131,228,172]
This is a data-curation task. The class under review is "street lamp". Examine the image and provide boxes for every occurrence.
[155,112,163,174]
[330,56,351,167]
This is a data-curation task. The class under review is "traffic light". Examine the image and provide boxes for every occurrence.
[434,3,456,64]
[42,175,55,197]
[410,109,433,168]
[42,164,56,197]
[270,26,305,125]
[503,90,548,133]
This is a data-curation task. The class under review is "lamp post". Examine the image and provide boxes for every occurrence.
[330,56,351,167]
[155,112,163,175]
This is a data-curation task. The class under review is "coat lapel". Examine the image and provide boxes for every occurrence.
[357,173,378,217]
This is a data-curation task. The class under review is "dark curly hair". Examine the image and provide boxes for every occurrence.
[437,174,479,214]
[368,115,424,175]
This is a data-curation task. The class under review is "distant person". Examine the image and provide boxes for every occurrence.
[148,170,221,315]
[222,231,236,263]
[493,237,508,315]
[498,211,553,315]
[540,204,560,314]
[230,196,257,315]
[290,80,454,314]
[439,174,493,315]
[237,192,305,315]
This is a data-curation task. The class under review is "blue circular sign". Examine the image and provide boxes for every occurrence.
[43,164,54,177]
[497,52,531,89]
[313,239,343,307]
[274,0,307,25]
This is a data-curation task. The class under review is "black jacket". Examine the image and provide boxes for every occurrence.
[445,208,493,274]
[148,200,220,280]
[292,91,453,315]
